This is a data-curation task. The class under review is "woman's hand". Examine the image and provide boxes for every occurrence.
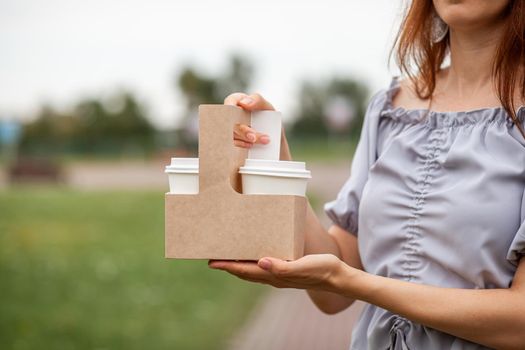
[209,254,357,293]
[224,92,293,161]
[225,92,274,149]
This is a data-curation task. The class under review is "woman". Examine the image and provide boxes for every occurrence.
[209,1,525,349]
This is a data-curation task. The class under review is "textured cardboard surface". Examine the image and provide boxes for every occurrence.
[165,105,306,260]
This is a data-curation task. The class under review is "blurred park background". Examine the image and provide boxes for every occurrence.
[1,0,402,349]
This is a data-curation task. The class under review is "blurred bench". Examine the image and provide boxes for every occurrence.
[8,158,65,184]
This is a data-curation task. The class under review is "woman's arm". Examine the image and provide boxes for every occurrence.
[221,255,525,350]
[221,92,363,314]
[337,258,525,350]
[303,202,363,314]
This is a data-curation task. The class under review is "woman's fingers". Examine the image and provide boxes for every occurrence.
[224,92,274,149]
[234,124,256,140]
[237,93,275,111]
[208,260,303,289]
[209,260,273,281]
[233,123,270,148]
[233,134,269,148]
[224,92,249,106]
[224,92,275,111]
[234,139,253,148]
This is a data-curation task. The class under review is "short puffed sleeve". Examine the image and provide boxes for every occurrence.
[323,89,385,235]
[507,187,525,266]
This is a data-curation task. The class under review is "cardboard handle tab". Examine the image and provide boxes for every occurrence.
[198,105,250,193]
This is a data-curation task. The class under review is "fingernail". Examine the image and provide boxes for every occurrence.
[246,132,256,142]
[259,135,270,144]
[209,262,221,269]
[240,97,254,105]
[258,258,272,270]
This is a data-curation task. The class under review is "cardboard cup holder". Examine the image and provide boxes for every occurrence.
[165,105,306,260]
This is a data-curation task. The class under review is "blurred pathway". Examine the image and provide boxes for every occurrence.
[0,160,168,190]
[69,160,352,199]
[67,160,168,190]
[228,289,364,350]
[0,160,352,199]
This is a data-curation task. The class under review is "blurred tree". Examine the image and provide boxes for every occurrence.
[178,54,254,107]
[105,93,155,154]
[217,55,254,99]
[290,81,329,138]
[176,54,254,151]
[327,78,369,139]
[178,68,218,108]
[75,99,109,152]
[19,105,79,155]
[19,91,155,157]
[290,77,369,140]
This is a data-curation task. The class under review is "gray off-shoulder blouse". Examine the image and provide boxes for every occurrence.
[324,77,525,350]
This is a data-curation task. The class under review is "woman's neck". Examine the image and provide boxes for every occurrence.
[440,20,506,101]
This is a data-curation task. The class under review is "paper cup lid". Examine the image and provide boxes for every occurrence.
[165,157,199,173]
[239,158,311,178]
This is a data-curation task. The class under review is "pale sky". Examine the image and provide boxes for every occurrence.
[0,0,405,129]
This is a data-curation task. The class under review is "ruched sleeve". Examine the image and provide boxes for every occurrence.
[507,187,525,266]
[323,89,385,235]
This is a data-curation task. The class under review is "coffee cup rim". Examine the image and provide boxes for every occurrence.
[165,157,199,173]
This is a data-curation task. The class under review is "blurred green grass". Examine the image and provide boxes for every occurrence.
[0,188,266,350]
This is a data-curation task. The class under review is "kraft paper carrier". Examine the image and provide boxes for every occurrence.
[165,105,307,260]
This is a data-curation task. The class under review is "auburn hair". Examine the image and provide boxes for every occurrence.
[392,0,525,139]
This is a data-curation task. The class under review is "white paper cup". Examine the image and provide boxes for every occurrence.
[239,158,311,196]
[165,158,199,194]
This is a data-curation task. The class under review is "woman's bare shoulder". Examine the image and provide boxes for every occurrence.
[391,77,428,110]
